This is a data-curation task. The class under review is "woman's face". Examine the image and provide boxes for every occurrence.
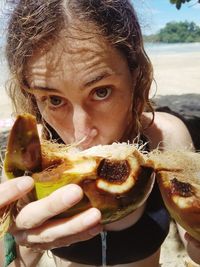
[27,30,136,149]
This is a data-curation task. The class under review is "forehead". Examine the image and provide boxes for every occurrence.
[26,27,129,86]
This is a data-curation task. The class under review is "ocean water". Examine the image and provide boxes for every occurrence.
[144,42,200,55]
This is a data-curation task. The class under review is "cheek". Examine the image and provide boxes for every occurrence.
[112,104,132,129]
[98,95,133,134]
[109,92,133,119]
[36,102,72,136]
[43,116,74,144]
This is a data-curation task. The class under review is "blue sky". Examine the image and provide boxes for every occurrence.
[132,0,200,34]
[0,0,200,36]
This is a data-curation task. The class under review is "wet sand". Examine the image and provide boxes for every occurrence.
[149,51,200,97]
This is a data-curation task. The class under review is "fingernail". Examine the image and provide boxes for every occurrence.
[83,208,101,227]
[62,184,82,206]
[17,177,34,191]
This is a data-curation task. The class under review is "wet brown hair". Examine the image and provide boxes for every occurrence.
[6,0,153,139]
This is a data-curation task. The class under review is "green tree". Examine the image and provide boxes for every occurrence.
[170,0,200,9]
[158,21,200,42]
[143,21,200,43]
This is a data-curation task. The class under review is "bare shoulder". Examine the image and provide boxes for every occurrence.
[153,111,190,136]
[142,111,194,151]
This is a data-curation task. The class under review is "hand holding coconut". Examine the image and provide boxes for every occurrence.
[12,184,102,250]
[2,114,154,251]
[0,176,34,235]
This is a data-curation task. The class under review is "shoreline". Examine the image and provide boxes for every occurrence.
[149,51,200,97]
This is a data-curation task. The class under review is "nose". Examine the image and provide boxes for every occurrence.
[72,105,94,142]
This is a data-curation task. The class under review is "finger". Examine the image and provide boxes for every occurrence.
[16,184,84,229]
[185,233,200,248]
[0,177,34,208]
[26,224,103,251]
[15,207,102,245]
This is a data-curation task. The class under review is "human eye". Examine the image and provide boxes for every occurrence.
[92,87,112,101]
[48,95,65,107]
[40,95,67,109]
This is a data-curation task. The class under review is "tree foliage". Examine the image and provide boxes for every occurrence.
[170,0,200,9]
[144,21,200,43]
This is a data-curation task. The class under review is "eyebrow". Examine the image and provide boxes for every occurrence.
[27,86,59,94]
[29,71,114,93]
[83,71,113,88]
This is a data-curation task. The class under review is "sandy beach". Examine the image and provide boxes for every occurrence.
[149,51,200,97]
